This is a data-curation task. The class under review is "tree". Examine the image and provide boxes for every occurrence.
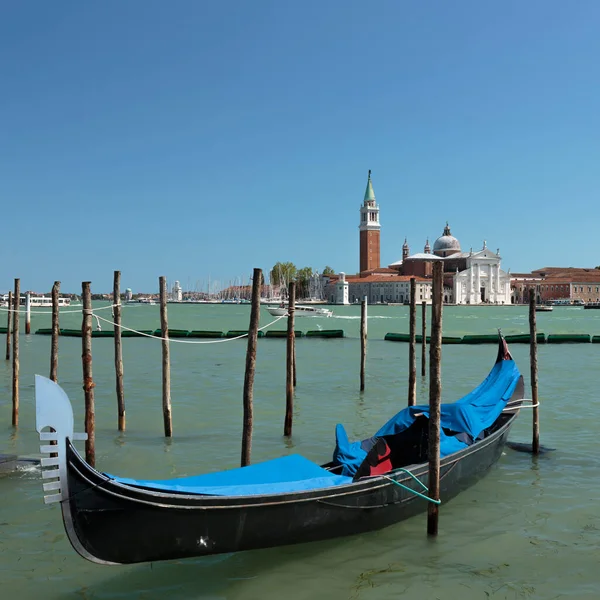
[270,262,297,288]
[296,266,314,298]
[322,265,335,276]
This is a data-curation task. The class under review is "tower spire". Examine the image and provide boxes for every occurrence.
[359,170,381,273]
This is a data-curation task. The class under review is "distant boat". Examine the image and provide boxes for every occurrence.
[266,304,333,317]
[583,302,600,309]
[535,305,553,312]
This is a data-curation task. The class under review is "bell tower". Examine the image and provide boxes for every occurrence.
[359,170,381,273]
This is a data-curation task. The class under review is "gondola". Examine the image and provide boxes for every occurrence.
[35,334,524,565]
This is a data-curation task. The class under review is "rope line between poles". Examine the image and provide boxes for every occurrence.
[92,312,288,344]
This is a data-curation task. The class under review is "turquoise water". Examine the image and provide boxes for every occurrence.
[1,304,599,599]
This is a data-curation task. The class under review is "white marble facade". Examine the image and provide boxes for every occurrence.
[452,246,511,305]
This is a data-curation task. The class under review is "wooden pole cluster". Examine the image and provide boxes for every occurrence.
[284,281,296,437]
[50,282,60,382]
[427,261,443,536]
[81,282,96,467]
[159,276,173,437]
[241,267,262,466]
[12,280,20,427]
[529,289,540,454]
[5,291,12,361]
[408,278,417,406]
[360,296,367,391]
[421,301,427,377]
[113,271,125,431]
[25,291,31,335]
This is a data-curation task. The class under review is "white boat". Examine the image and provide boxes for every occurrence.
[535,305,553,312]
[266,304,333,317]
[0,294,71,308]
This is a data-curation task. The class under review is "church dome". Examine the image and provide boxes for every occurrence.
[433,223,461,256]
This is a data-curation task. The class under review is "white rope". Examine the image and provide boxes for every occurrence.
[503,402,539,412]
[0,303,118,315]
[92,312,288,344]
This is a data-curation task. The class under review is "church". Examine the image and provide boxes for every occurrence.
[325,172,512,305]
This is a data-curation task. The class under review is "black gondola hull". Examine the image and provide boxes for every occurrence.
[62,412,517,564]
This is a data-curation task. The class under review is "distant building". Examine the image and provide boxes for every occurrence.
[171,281,183,302]
[358,170,381,273]
[125,288,133,302]
[511,268,600,304]
[326,172,512,305]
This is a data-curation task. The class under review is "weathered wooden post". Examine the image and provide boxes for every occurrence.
[113,271,125,431]
[529,289,539,454]
[159,276,173,437]
[5,291,12,361]
[427,261,443,535]
[25,291,31,334]
[50,282,60,382]
[241,267,262,466]
[408,277,417,406]
[12,280,20,427]
[284,281,296,436]
[82,282,96,467]
[360,296,367,391]
[421,300,427,377]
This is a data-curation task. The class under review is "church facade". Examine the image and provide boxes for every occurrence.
[324,171,512,305]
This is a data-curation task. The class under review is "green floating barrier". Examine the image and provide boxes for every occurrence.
[384,333,410,342]
[461,334,500,344]
[305,329,344,338]
[187,330,224,338]
[121,329,154,338]
[225,330,265,338]
[385,333,462,344]
[265,330,304,338]
[0,327,7,334]
[91,330,115,338]
[442,336,463,344]
[60,328,82,337]
[35,328,53,335]
[547,334,591,344]
[592,335,600,344]
[151,329,189,338]
[168,329,190,338]
[505,333,546,344]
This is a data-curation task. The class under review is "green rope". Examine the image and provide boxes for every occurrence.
[382,469,441,505]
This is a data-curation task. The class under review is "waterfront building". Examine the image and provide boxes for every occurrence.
[326,173,512,305]
[511,268,600,304]
[171,280,183,302]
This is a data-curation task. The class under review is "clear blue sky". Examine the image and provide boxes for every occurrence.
[2,0,599,294]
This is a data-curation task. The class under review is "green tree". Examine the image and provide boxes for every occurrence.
[296,266,314,298]
[322,265,335,276]
[270,262,297,287]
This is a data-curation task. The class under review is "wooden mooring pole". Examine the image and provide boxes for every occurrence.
[421,300,427,377]
[12,280,20,427]
[114,271,125,431]
[360,296,367,391]
[159,276,172,437]
[284,281,296,437]
[529,289,540,454]
[82,282,96,467]
[408,277,417,406]
[241,267,262,466]
[427,261,443,536]
[50,282,60,382]
[5,291,12,361]
[25,291,31,334]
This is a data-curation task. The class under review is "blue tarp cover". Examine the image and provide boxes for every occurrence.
[334,359,520,477]
[107,454,353,497]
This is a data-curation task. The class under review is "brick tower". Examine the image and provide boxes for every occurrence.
[359,170,381,273]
